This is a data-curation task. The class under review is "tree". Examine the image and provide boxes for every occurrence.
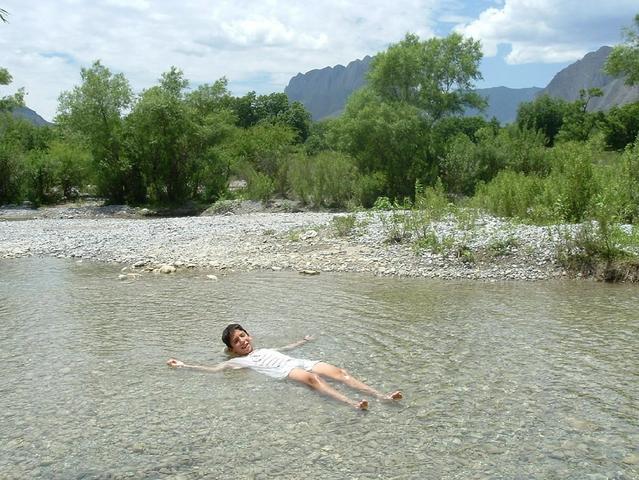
[332,31,485,200]
[231,91,311,141]
[331,88,430,199]
[516,95,568,146]
[126,68,235,203]
[56,61,133,202]
[556,88,605,143]
[367,32,486,121]
[0,67,25,112]
[605,13,639,85]
[603,102,639,149]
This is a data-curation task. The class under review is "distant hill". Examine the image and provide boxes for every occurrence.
[286,46,639,123]
[468,86,542,124]
[285,56,372,120]
[538,46,639,110]
[285,57,541,123]
[11,106,51,126]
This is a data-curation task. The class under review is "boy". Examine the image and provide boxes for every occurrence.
[167,323,402,410]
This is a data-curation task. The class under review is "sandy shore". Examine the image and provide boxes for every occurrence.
[0,202,567,280]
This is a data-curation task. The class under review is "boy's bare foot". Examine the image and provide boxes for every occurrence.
[386,390,403,400]
[356,400,369,410]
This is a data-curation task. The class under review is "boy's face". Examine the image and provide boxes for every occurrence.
[229,329,253,355]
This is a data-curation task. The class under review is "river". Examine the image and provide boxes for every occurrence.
[1,257,637,479]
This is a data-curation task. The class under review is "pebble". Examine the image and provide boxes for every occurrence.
[0,208,572,281]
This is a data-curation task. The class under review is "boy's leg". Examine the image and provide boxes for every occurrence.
[287,368,368,410]
[311,362,402,400]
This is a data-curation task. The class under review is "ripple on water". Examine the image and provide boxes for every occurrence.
[0,257,637,479]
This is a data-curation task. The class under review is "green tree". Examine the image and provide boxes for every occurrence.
[231,91,311,141]
[603,101,639,149]
[0,67,25,112]
[605,13,639,85]
[126,69,235,203]
[367,32,485,120]
[331,88,430,198]
[516,95,568,146]
[556,88,605,143]
[56,60,133,203]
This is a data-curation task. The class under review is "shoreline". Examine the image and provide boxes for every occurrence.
[0,202,570,281]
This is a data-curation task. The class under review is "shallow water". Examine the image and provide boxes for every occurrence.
[1,257,638,479]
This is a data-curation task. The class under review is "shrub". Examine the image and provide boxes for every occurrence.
[288,151,358,208]
[0,142,23,204]
[356,171,387,208]
[473,170,544,219]
[332,214,357,237]
[542,142,596,222]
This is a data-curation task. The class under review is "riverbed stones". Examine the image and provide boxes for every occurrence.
[157,264,176,274]
[0,205,576,281]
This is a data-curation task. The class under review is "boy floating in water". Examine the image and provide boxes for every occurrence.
[167,323,402,410]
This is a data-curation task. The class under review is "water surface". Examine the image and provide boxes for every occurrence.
[1,257,638,479]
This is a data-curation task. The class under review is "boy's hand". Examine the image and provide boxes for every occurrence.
[167,358,185,368]
[304,335,314,342]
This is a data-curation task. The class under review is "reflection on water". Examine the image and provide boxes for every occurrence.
[1,257,638,479]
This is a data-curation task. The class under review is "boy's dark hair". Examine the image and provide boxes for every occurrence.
[222,323,249,348]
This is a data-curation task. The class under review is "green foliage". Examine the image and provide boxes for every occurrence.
[244,170,274,203]
[0,66,25,112]
[125,68,236,204]
[429,115,497,160]
[516,95,568,146]
[331,214,358,237]
[231,92,311,141]
[23,149,60,205]
[603,102,639,150]
[543,142,596,222]
[355,171,387,208]
[47,139,91,199]
[414,178,451,221]
[473,170,544,219]
[288,151,358,208]
[440,133,485,195]
[605,13,639,85]
[0,138,23,203]
[332,88,430,198]
[367,32,485,120]
[56,60,133,203]
[556,89,605,143]
[439,125,549,195]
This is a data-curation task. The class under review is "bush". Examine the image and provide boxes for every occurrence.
[23,150,61,205]
[0,142,23,204]
[473,170,544,219]
[440,133,483,195]
[332,214,357,236]
[288,151,358,208]
[355,171,387,208]
[542,142,596,222]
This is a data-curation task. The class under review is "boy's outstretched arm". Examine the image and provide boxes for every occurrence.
[166,358,231,373]
[279,335,314,352]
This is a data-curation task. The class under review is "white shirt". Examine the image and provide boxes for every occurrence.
[225,348,318,379]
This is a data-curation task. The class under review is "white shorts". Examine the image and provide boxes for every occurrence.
[271,358,320,380]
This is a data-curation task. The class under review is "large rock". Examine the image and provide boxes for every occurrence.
[538,46,639,111]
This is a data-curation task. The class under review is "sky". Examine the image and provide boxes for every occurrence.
[1,0,637,122]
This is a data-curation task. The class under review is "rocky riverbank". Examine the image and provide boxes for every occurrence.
[0,201,569,281]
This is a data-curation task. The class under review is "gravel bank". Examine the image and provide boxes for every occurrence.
[0,203,568,280]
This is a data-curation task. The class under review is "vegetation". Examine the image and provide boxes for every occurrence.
[2,15,639,281]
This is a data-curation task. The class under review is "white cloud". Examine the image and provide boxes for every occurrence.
[2,0,637,121]
[1,0,440,120]
[455,0,638,64]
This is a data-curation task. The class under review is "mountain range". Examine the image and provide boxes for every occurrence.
[285,45,639,124]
